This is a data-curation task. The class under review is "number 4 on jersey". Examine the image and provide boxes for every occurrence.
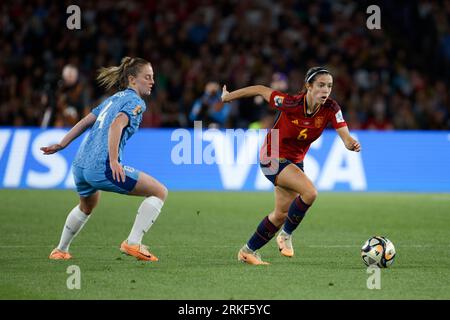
[96,101,112,129]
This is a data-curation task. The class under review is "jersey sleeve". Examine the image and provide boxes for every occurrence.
[329,101,348,129]
[119,98,144,130]
[269,91,301,113]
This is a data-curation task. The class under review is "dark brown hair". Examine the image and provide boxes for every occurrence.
[305,67,331,84]
[303,67,331,92]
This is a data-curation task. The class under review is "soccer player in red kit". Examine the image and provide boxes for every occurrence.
[221,67,361,265]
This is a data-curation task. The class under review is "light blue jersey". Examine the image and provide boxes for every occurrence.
[73,88,146,171]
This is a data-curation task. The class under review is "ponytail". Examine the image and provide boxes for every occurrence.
[96,57,150,90]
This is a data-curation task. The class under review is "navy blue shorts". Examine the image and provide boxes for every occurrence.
[260,158,304,186]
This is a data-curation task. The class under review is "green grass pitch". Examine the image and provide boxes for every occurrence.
[0,190,449,299]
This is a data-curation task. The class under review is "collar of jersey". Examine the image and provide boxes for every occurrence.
[303,95,321,118]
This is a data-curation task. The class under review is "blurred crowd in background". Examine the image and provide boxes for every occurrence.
[1,0,449,130]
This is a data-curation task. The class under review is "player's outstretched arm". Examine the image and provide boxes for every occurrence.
[336,126,361,152]
[221,85,273,103]
[40,113,98,154]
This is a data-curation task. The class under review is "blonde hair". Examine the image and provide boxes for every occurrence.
[96,57,151,90]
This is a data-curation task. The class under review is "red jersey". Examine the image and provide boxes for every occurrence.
[260,91,348,163]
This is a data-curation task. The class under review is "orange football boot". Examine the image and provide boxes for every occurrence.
[49,248,72,260]
[237,245,269,265]
[276,231,294,257]
[120,240,159,262]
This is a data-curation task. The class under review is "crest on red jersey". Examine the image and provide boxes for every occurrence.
[315,116,325,128]
[274,95,284,107]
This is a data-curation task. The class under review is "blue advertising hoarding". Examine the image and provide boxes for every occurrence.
[0,128,449,192]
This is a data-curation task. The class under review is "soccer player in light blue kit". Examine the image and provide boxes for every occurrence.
[41,57,167,262]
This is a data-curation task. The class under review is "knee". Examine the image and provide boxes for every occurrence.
[161,185,169,201]
[302,188,318,205]
[154,184,168,202]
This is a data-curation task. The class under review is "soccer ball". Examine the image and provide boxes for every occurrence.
[361,236,396,268]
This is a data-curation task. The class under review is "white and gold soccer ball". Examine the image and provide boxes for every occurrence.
[361,236,396,268]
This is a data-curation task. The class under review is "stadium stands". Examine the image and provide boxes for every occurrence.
[0,0,448,129]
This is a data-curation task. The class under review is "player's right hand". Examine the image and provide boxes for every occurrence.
[40,144,63,155]
[221,85,229,102]
[110,160,126,183]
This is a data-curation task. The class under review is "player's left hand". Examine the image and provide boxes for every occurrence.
[346,140,361,152]
[110,160,126,183]
[40,144,63,155]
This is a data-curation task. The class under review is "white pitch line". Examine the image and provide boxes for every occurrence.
[0,244,448,249]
